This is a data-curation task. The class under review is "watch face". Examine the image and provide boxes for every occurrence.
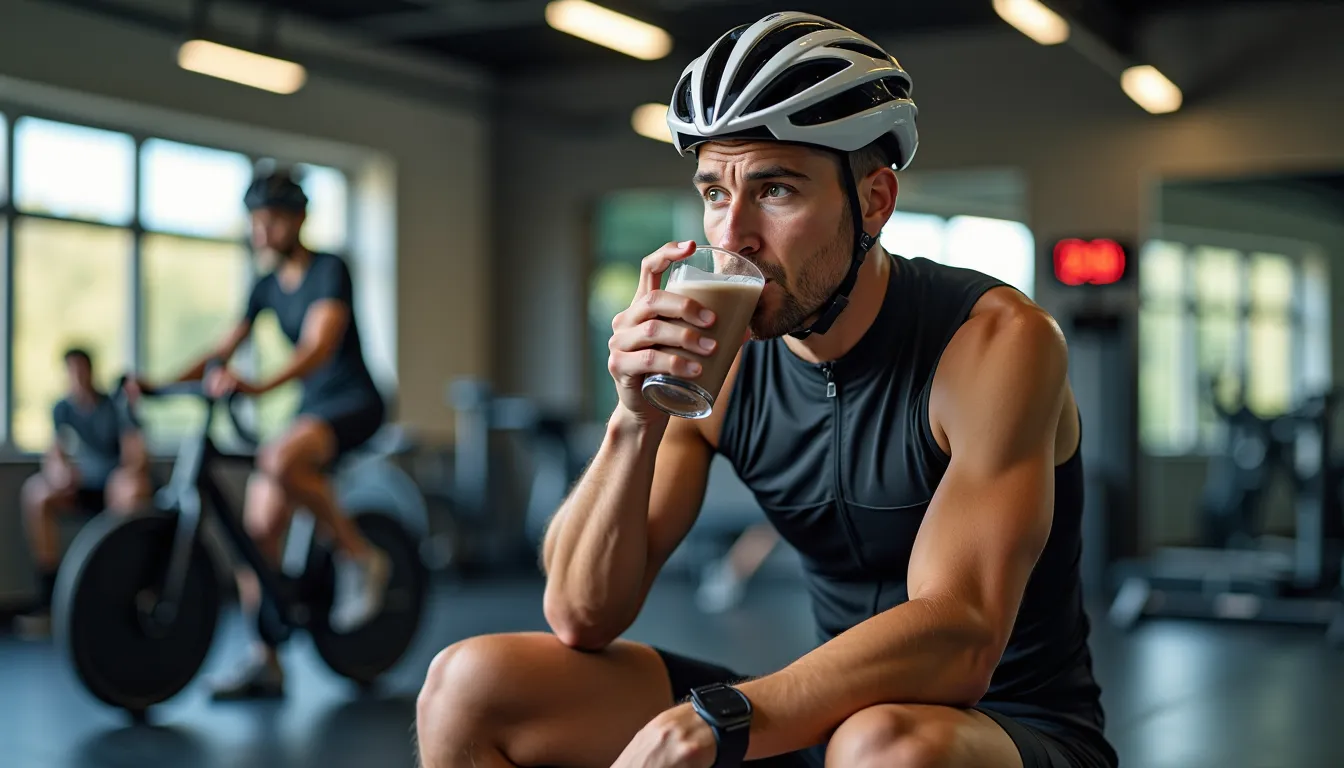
[696,685,751,719]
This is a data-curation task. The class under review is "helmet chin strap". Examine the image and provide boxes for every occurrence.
[789,154,876,340]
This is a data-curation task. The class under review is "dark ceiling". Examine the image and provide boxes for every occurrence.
[42,0,1330,88]
[218,0,1299,75]
[254,0,1003,74]
[233,0,1322,74]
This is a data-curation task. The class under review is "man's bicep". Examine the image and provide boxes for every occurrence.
[907,454,1054,632]
[300,301,350,350]
[644,419,714,575]
[908,311,1068,636]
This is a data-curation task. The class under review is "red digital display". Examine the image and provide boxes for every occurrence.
[1053,238,1127,286]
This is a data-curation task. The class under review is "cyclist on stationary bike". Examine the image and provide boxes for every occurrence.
[132,168,391,700]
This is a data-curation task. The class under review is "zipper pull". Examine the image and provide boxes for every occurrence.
[822,363,836,398]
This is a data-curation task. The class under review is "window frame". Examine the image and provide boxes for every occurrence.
[1140,224,1330,457]
[0,99,357,457]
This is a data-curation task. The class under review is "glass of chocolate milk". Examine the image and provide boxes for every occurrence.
[641,246,764,419]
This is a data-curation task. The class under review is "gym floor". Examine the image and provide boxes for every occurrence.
[2,571,1342,768]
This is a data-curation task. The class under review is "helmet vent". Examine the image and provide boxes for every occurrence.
[721,20,840,117]
[700,24,749,122]
[743,59,849,115]
[788,76,908,127]
[673,74,694,122]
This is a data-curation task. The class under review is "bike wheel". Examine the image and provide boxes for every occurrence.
[52,511,220,714]
[309,510,428,684]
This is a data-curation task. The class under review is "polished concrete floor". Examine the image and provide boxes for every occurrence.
[3,571,1343,768]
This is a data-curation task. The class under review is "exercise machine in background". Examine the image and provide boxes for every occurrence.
[1110,383,1344,643]
[404,379,591,576]
[53,375,429,722]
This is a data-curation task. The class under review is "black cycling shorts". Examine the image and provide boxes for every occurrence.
[653,647,1117,768]
[73,487,106,514]
[299,394,386,461]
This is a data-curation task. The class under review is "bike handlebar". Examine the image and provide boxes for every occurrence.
[117,368,262,450]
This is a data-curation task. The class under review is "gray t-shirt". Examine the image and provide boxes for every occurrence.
[53,394,139,489]
[244,252,379,408]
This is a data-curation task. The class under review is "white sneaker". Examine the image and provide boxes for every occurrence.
[329,547,392,634]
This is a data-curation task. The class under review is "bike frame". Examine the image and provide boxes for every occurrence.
[153,395,311,641]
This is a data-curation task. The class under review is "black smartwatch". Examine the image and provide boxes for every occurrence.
[689,683,752,768]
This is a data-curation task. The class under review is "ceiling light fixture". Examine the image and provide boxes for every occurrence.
[1121,65,1183,114]
[632,103,673,143]
[177,39,307,94]
[545,0,673,61]
[992,0,1070,45]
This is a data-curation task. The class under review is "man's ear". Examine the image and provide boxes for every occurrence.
[860,168,899,232]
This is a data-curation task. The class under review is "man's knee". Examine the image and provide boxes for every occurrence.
[106,471,151,514]
[245,501,292,547]
[827,705,958,768]
[22,476,64,518]
[419,634,527,725]
[260,440,325,493]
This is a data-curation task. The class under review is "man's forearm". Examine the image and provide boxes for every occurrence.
[258,342,332,392]
[542,407,666,649]
[738,594,999,759]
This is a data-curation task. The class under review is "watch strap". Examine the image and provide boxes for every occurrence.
[709,718,750,768]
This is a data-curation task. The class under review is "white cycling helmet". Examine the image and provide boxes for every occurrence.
[666,12,918,338]
[666,11,918,171]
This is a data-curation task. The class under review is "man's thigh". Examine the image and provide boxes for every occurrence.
[421,632,675,767]
[264,417,338,475]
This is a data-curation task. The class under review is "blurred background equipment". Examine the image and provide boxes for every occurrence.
[1111,382,1344,639]
[52,379,429,722]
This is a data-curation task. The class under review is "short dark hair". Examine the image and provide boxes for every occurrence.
[848,140,893,180]
[63,347,92,367]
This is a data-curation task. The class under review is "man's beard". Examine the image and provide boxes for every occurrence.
[749,222,853,340]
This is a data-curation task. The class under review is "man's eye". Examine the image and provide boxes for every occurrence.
[765,184,790,198]
[706,189,725,202]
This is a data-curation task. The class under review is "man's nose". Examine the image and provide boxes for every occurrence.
[716,198,763,257]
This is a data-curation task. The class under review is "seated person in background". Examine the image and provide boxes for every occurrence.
[133,169,390,700]
[18,347,151,634]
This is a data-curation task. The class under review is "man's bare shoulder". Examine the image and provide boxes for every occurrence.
[928,288,1071,455]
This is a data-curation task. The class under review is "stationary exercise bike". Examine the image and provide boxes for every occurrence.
[51,372,430,721]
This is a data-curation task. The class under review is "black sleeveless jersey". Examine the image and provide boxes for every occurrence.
[718,254,1106,722]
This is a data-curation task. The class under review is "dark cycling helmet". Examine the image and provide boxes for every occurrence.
[665,12,918,338]
[244,170,308,213]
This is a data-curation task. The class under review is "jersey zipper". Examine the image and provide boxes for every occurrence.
[821,363,865,569]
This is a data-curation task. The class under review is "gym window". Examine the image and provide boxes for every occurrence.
[881,211,1036,299]
[1138,236,1331,456]
[0,109,352,454]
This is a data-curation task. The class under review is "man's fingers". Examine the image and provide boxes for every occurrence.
[609,321,716,356]
[608,348,702,380]
[615,290,716,331]
[636,241,697,299]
